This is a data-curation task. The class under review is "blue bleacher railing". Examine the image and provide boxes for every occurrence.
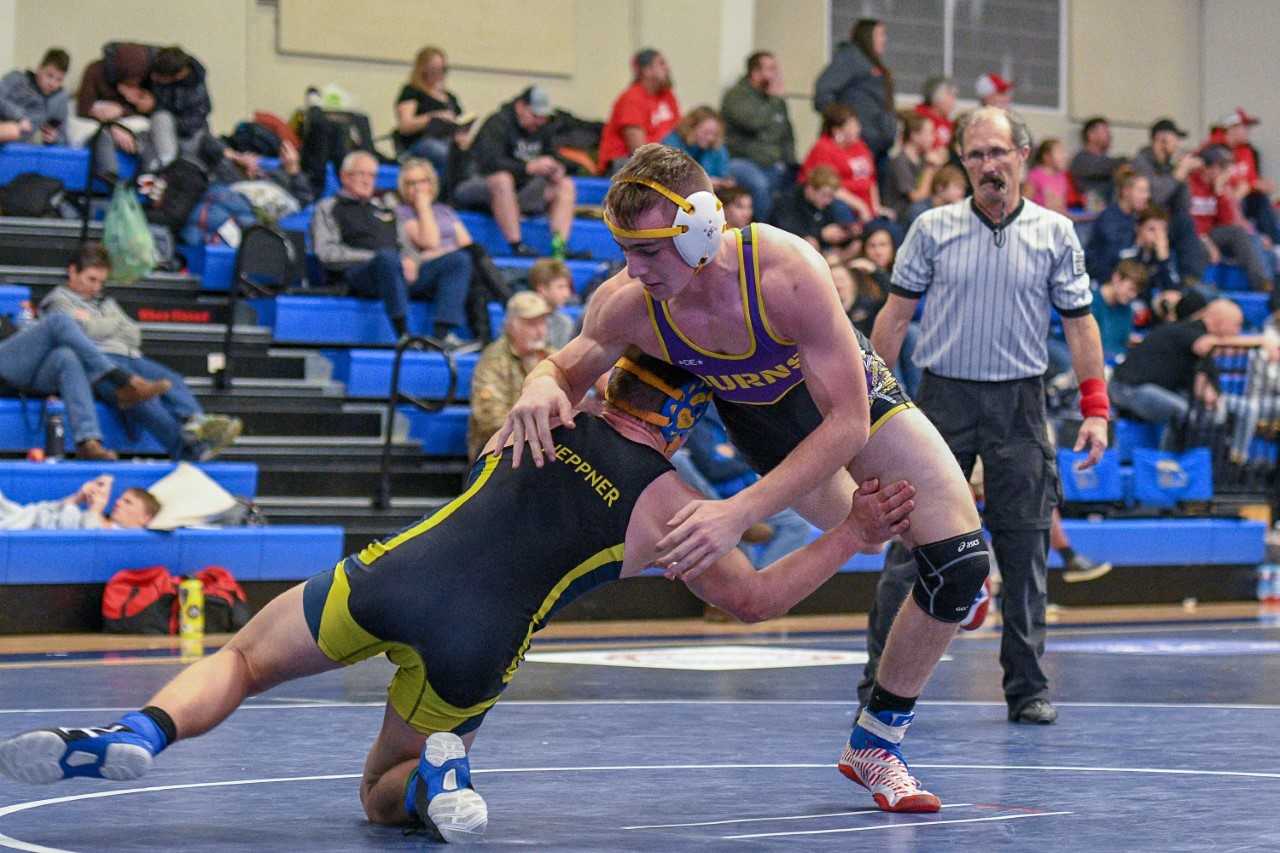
[375,335,457,510]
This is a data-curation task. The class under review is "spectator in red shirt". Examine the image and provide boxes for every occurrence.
[597,48,680,174]
[800,104,889,227]
[914,76,956,153]
[1212,108,1279,243]
[1189,145,1274,292]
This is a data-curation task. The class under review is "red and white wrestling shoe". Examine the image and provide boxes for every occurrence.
[837,710,941,813]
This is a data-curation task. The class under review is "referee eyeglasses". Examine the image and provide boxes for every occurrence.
[962,146,1017,166]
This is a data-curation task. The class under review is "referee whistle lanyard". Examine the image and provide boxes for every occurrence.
[606,356,714,453]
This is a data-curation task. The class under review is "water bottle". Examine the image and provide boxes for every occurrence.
[178,578,205,640]
[43,413,65,460]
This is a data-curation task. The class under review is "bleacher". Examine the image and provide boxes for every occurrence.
[0,143,1271,628]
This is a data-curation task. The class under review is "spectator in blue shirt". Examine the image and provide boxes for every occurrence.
[1085,166,1150,284]
[661,106,732,190]
[1117,205,1180,299]
[1090,259,1147,360]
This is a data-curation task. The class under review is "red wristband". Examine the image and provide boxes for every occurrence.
[1078,377,1110,420]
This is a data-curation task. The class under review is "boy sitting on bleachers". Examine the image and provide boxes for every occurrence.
[0,48,69,146]
[527,258,575,349]
[39,243,241,460]
[0,474,159,530]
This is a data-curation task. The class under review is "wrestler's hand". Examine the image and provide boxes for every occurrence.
[655,498,751,581]
[842,477,914,547]
[1073,416,1109,470]
[495,374,575,468]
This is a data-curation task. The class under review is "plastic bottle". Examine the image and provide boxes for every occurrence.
[43,413,65,460]
[1259,564,1276,602]
[178,578,205,639]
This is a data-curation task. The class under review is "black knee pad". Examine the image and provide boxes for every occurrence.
[910,531,991,622]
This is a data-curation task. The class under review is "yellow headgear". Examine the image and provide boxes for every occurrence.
[605,355,713,453]
[604,177,728,269]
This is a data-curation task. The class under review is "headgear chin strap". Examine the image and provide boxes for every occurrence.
[606,355,713,453]
[604,176,727,269]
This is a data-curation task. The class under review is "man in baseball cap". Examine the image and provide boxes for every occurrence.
[1211,107,1277,241]
[467,292,556,461]
[975,72,1014,108]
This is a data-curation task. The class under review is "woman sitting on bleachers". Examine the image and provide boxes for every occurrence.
[395,158,475,346]
[394,46,468,180]
[661,106,733,191]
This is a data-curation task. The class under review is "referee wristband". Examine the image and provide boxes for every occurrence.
[1078,377,1110,420]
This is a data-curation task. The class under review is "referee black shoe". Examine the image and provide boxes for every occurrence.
[1009,698,1058,725]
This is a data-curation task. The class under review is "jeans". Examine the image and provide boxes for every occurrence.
[0,314,117,443]
[148,110,213,171]
[344,249,411,322]
[407,136,451,182]
[410,249,472,331]
[1209,224,1273,292]
[1109,380,1189,449]
[727,159,788,222]
[96,354,203,459]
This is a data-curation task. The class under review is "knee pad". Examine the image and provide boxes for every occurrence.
[910,530,991,623]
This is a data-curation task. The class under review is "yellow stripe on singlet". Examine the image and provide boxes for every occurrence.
[656,228,758,361]
[748,223,797,347]
[357,453,500,565]
[501,542,627,684]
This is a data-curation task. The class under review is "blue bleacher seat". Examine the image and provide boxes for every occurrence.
[1131,447,1213,506]
[573,176,611,206]
[0,144,89,191]
[0,285,31,318]
[1203,263,1250,292]
[0,525,343,584]
[325,349,477,400]
[456,211,621,261]
[399,404,469,456]
[1058,450,1125,502]
[268,296,454,345]
[0,461,257,504]
[0,399,164,455]
[178,242,236,291]
[1112,417,1161,463]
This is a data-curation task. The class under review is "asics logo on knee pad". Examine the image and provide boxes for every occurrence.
[956,537,982,554]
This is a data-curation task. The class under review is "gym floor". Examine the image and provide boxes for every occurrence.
[1,604,1278,851]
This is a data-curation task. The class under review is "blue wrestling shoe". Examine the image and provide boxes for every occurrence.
[837,709,941,813]
[0,711,168,785]
[405,732,487,843]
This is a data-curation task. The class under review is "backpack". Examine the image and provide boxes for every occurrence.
[192,566,252,633]
[101,566,178,634]
[463,244,516,343]
[0,172,65,217]
[145,158,211,231]
[228,121,282,156]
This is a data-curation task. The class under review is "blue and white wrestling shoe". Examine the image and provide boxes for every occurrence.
[837,709,941,813]
[405,732,488,843]
[0,711,167,785]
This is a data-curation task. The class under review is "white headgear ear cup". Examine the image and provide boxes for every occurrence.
[671,190,726,268]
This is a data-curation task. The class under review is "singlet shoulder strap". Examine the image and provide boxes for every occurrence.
[741,223,795,347]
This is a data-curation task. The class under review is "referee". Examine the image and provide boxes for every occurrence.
[869,106,1109,725]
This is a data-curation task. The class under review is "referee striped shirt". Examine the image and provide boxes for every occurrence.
[891,198,1092,381]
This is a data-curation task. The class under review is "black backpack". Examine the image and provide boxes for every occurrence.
[145,159,210,230]
[0,172,65,217]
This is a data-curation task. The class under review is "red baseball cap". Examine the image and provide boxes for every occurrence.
[1218,107,1260,129]
[975,73,1015,99]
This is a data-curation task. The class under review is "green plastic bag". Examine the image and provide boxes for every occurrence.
[102,183,155,284]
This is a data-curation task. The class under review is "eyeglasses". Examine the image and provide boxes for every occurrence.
[962,147,1015,166]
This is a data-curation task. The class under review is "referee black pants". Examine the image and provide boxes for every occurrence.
[859,371,1060,715]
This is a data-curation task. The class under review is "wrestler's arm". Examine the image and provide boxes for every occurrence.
[655,229,872,574]
[495,275,636,466]
[625,472,913,621]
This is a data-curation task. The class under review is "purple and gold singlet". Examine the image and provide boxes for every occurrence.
[645,224,804,406]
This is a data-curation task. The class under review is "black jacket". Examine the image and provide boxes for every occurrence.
[470,99,560,185]
[151,58,211,138]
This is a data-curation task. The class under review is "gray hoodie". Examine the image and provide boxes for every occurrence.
[0,69,69,145]
[39,285,142,357]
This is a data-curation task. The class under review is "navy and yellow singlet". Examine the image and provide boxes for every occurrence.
[302,413,672,734]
